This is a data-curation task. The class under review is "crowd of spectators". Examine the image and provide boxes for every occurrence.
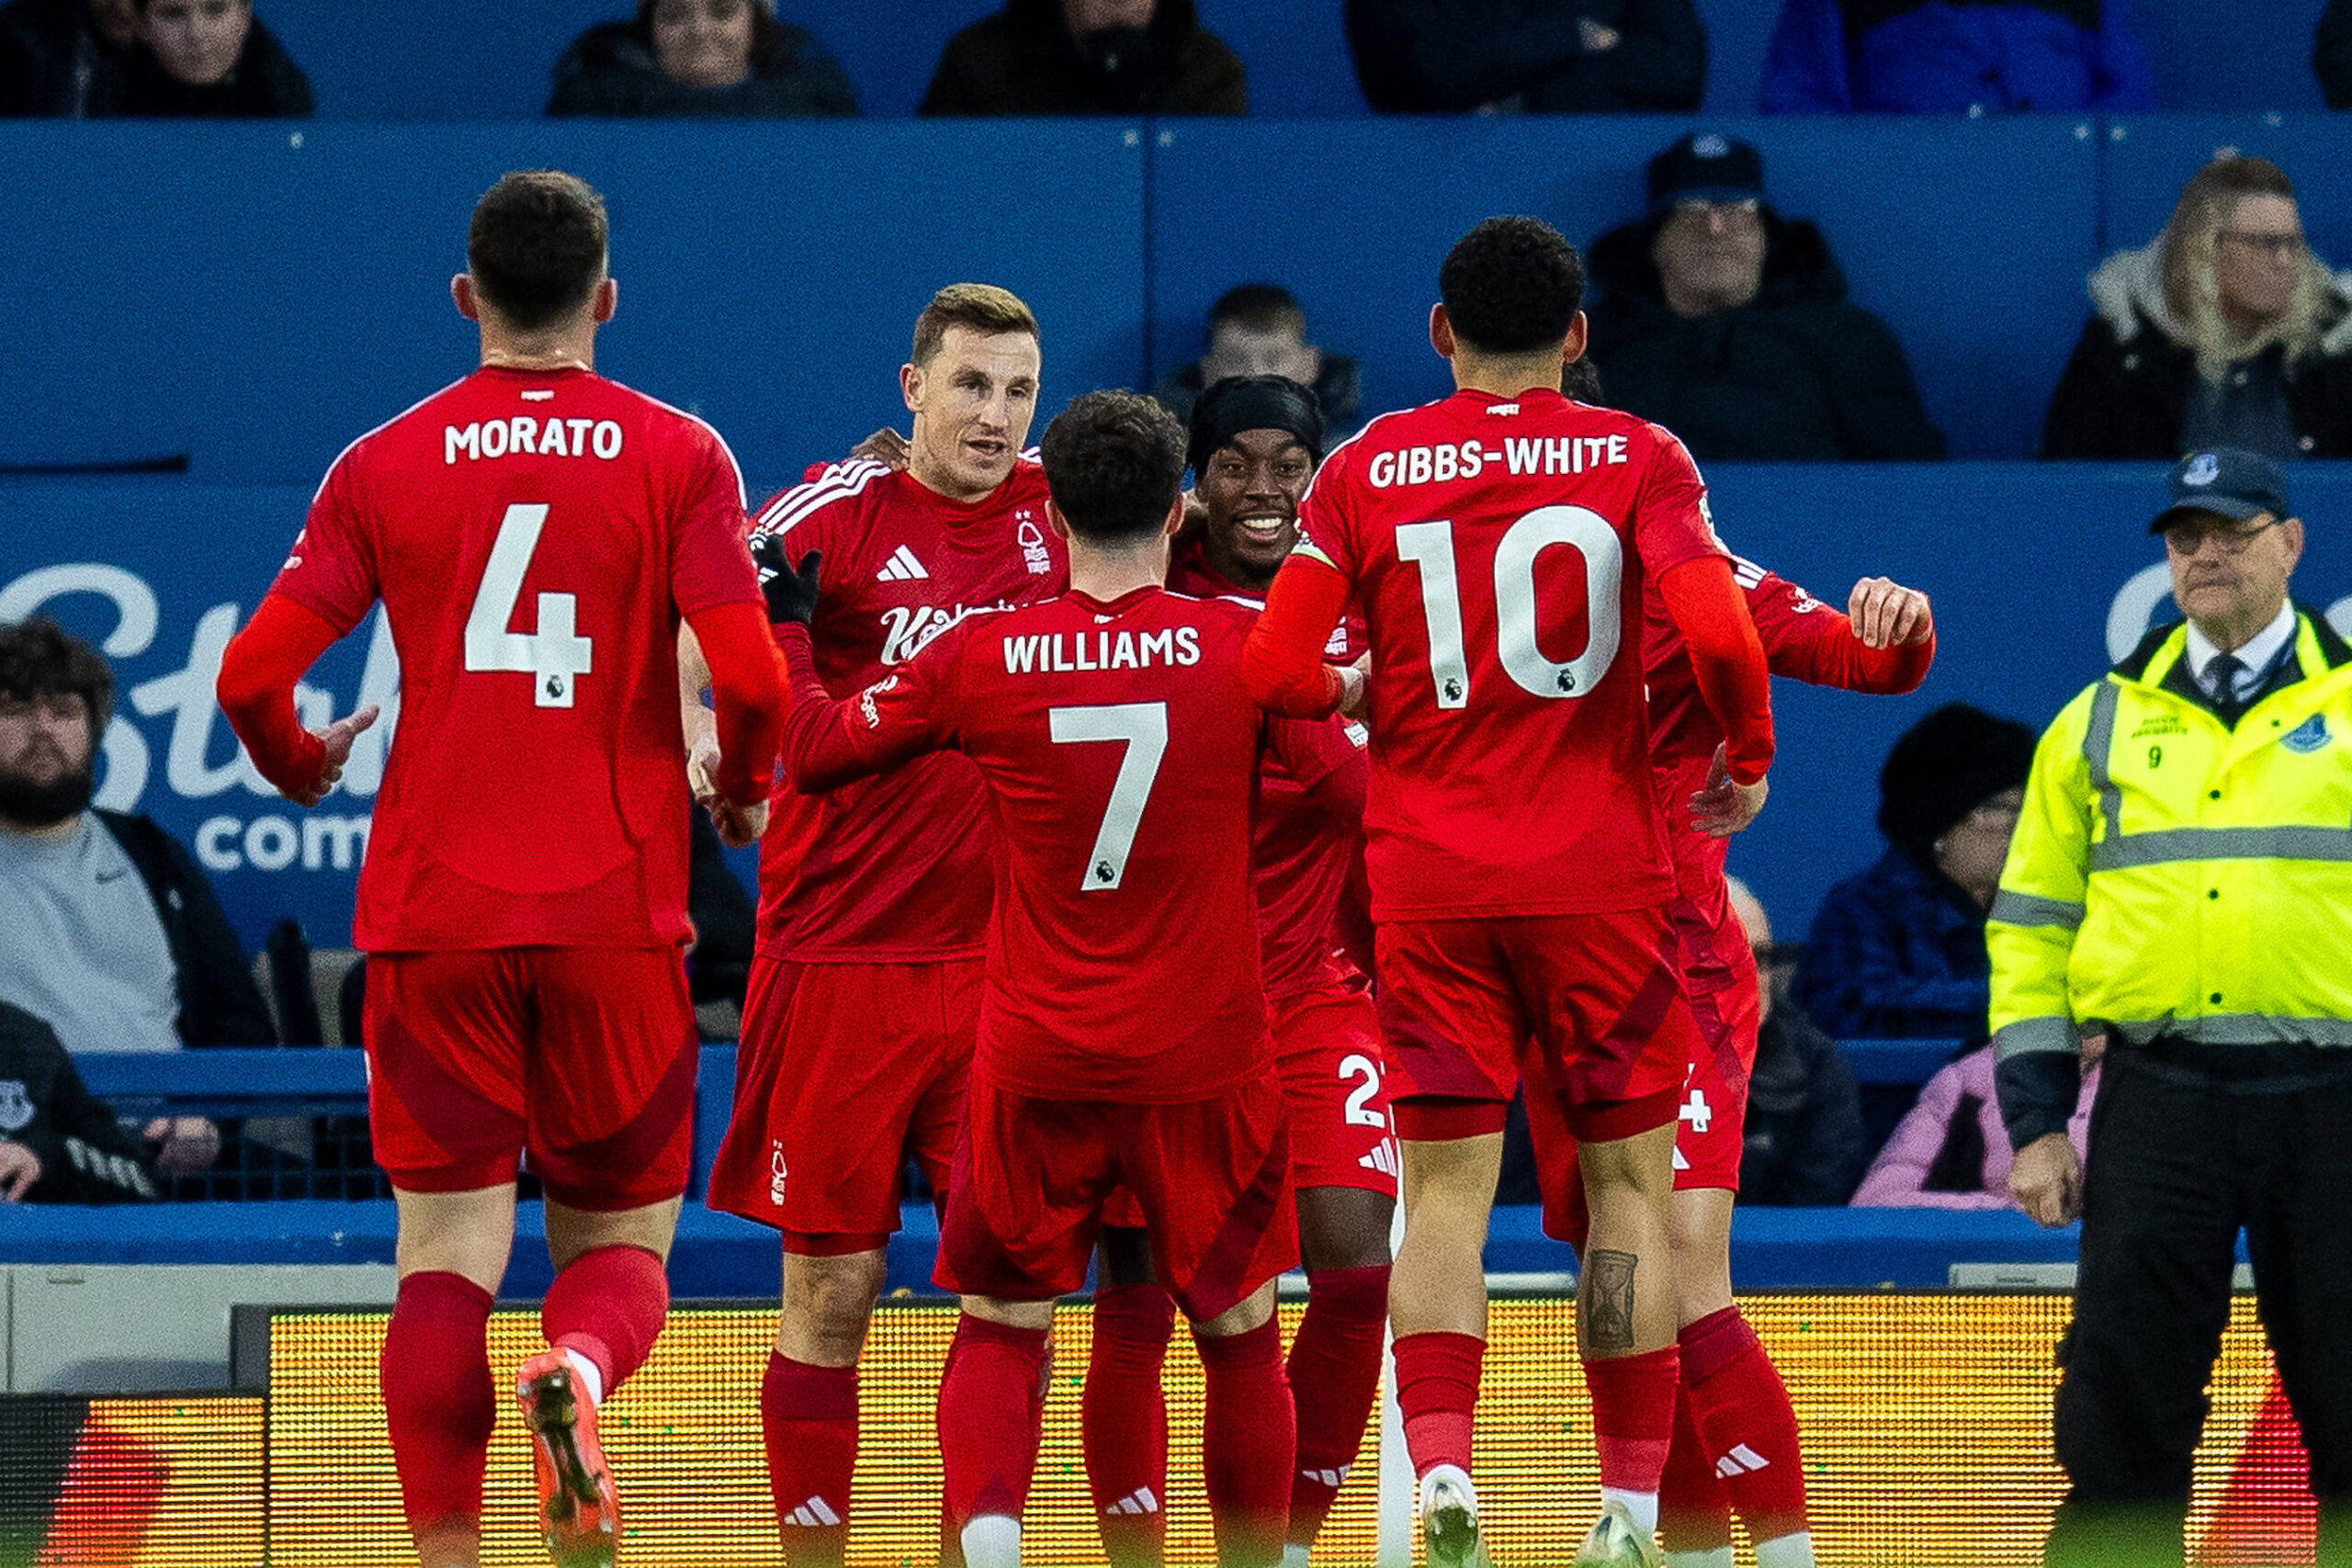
[8,0,2352,119]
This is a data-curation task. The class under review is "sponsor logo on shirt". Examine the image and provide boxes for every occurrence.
[2282,714,2332,754]
[877,603,1010,666]
[857,675,900,729]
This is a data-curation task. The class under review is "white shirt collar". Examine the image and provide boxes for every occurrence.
[2183,602,2297,690]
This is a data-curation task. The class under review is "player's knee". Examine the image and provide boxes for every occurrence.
[1297,1187,1396,1272]
[1193,1280,1279,1339]
[781,1247,888,1358]
[544,1197,681,1272]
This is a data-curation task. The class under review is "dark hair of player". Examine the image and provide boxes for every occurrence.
[465,170,610,332]
[1040,390,1188,546]
[1438,216,1586,356]
[1206,283,1307,341]
[0,615,114,730]
[910,283,1039,367]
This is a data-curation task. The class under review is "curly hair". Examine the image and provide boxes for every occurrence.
[1040,390,1188,544]
[1438,216,1585,356]
[2159,156,2335,383]
[466,170,609,332]
[0,616,114,731]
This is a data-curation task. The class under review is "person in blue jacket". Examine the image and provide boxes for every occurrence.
[1760,0,2153,115]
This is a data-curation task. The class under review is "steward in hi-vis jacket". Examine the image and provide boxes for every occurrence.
[1989,446,2352,1568]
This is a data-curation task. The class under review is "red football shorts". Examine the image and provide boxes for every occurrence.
[1376,908,1693,1145]
[706,955,978,1251]
[1528,948,1765,1245]
[937,1066,1299,1324]
[363,946,696,1210]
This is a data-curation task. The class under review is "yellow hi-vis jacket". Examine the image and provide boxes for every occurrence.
[1988,609,2352,1095]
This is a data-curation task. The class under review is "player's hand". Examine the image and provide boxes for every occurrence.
[0,1142,40,1202]
[2009,1133,2083,1228]
[1690,742,1768,837]
[143,1115,222,1177]
[687,731,723,807]
[750,537,822,628]
[1335,655,1370,721]
[1847,577,1933,649]
[708,791,769,850]
[849,428,910,471]
[286,704,381,807]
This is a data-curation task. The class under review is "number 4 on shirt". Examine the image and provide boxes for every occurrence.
[463,502,595,707]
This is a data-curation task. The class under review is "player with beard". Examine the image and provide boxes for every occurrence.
[1078,375,1390,1568]
[702,284,1067,1568]
[757,389,1364,1568]
[0,615,257,1174]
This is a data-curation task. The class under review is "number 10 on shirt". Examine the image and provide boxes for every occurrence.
[1394,506,1624,709]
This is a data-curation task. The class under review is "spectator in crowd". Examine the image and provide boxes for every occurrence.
[1992,448,2352,1564]
[920,0,1244,117]
[1585,131,1946,462]
[1793,703,2036,1041]
[1730,875,1871,1206]
[1152,284,1362,434]
[1850,1035,2098,1209]
[548,0,854,119]
[0,0,136,116]
[114,0,309,118]
[1759,0,2152,114]
[1344,0,1703,113]
[0,617,264,1175]
[2041,155,2352,461]
[2321,1,2352,110]
[0,998,163,1203]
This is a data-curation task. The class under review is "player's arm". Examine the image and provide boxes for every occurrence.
[752,538,943,794]
[215,595,380,807]
[1241,554,1359,718]
[1264,714,1370,825]
[1747,563,1935,694]
[683,601,786,812]
[1657,555,1774,833]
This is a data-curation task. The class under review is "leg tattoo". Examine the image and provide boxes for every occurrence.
[1581,1250,1637,1353]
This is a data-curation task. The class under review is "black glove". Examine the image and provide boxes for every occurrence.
[749,536,822,628]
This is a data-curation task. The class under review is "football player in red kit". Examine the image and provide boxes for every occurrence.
[1537,547,1934,1568]
[1243,217,1776,1568]
[1079,375,1390,1568]
[215,170,786,1568]
[758,390,1365,1568]
[701,285,1065,1566]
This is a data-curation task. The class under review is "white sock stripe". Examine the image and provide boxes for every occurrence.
[1728,1442,1769,1470]
[782,1496,841,1529]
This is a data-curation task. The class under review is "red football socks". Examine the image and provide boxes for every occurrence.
[1196,1318,1296,1568]
[1084,1282,1176,1568]
[380,1270,496,1567]
[1285,1265,1390,1549]
[1393,1330,1483,1479]
[1582,1344,1680,1494]
[1658,1382,1735,1554]
[763,1352,859,1567]
[540,1243,670,1399]
[938,1315,1051,1529]
[1679,1307,1811,1546]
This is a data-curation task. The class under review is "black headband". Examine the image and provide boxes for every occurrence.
[1187,374,1325,479]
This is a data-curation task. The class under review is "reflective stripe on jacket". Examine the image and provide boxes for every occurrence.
[1989,609,2352,1074]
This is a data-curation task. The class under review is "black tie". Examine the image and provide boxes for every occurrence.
[2209,652,2246,708]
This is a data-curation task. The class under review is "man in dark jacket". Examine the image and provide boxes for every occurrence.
[1760,0,2152,114]
[1586,131,1946,463]
[1151,284,1363,434]
[1345,0,1703,113]
[115,0,309,117]
[0,1000,161,1203]
[920,0,1244,116]
[1732,880,1868,1206]
[0,0,136,115]
[0,617,276,1175]
[547,0,855,118]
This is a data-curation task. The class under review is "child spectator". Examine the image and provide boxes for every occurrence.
[1851,1036,2098,1211]
[548,0,854,119]
[115,0,310,118]
[2041,155,2352,461]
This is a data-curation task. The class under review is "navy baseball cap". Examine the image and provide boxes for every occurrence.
[2149,447,2292,534]
[1647,133,1765,215]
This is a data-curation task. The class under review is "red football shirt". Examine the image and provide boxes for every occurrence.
[1166,540,1370,1000]
[775,587,1358,1103]
[270,367,760,951]
[1645,553,1934,992]
[746,458,1065,963]
[1290,388,1724,919]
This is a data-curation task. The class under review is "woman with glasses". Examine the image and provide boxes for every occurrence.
[2041,153,2352,460]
